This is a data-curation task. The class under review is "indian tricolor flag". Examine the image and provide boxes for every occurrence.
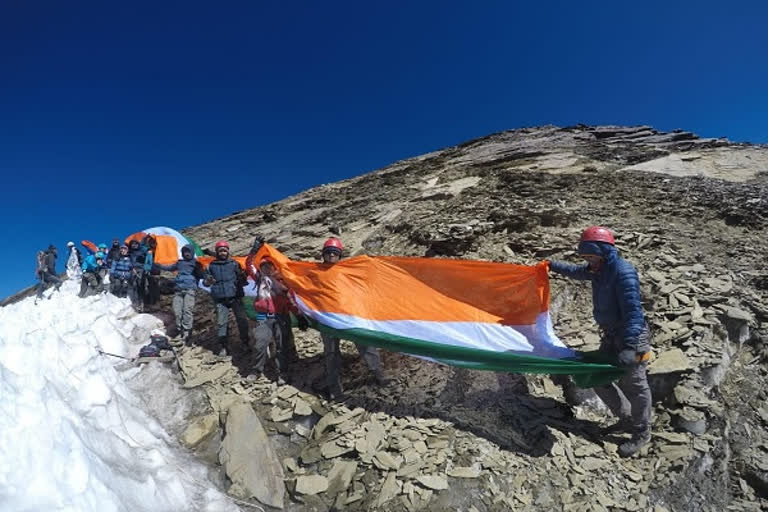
[254,244,623,386]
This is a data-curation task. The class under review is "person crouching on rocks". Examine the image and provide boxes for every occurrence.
[79,251,106,297]
[319,237,390,401]
[203,241,250,356]
[153,244,205,342]
[548,226,652,457]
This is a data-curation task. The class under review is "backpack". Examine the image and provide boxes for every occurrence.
[35,250,47,276]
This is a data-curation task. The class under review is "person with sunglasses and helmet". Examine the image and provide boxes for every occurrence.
[319,237,390,400]
[549,226,652,457]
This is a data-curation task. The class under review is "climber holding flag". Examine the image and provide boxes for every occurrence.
[548,226,652,457]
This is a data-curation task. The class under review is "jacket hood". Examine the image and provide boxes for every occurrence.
[181,244,195,260]
[577,241,618,264]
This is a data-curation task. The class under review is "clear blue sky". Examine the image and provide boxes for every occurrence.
[1,1,766,299]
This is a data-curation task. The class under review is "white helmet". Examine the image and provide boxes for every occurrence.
[67,241,75,247]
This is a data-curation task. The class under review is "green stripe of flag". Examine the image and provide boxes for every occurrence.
[311,321,624,387]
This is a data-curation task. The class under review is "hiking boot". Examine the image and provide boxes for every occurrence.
[277,375,287,386]
[329,385,345,402]
[601,416,633,435]
[246,371,263,382]
[618,430,651,457]
[217,337,229,357]
[373,369,392,386]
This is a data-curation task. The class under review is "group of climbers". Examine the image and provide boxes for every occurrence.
[35,225,652,457]
[51,236,159,312]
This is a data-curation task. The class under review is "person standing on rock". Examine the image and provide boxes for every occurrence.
[319,237,390,400]
[127,239,148,311]
[244,235,308,383]
[109,244,133,298]
[153,244,205,342]
[139,235,160,311]
[548,226,652,457]
[203,240,250,356]
[106,238,121,268]
[35,244,62,303]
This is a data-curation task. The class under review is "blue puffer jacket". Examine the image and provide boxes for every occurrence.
[154,245,204,290]
[206,258,246,300]
[81,254,103,273]
[110,255,133,280]
[549,242,646,347]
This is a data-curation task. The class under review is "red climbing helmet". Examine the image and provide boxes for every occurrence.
[215,240,230,250]
[322,237,343,254]
[579,226,615,245]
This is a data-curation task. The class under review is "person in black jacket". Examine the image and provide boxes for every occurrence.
[35,245,62,303]
[106,239,121,268]
[203,240,250,356]
[549,226,652,457]
[154,244,205,341]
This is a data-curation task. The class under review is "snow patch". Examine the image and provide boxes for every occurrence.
[0,280,239,512]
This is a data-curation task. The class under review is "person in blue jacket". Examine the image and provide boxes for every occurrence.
[79,251,106,298]
[549,226,652,457]
[109,244,133,298]
[127,239,151,311]
[154,244,205,341]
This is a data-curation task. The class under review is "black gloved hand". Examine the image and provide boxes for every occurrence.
[617,348,637,367]
[297,315,309,331]
[252,234,265,252]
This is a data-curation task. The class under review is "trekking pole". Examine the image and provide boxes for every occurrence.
[97,349,133,361]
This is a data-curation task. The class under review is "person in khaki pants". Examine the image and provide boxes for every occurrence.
[548,226,652,457]
[153,244,205,341]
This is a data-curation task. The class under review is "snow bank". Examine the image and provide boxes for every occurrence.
[0,281,239,512]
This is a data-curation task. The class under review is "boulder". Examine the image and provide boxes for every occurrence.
[219,402,285,509]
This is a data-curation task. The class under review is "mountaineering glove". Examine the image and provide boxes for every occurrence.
[297,315,310,331]
[252,234,265,253]
[617,348,638,367]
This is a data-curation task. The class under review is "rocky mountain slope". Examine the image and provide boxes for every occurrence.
[158,125,768,511]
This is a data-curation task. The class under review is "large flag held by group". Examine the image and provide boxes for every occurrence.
[250,244,624,387]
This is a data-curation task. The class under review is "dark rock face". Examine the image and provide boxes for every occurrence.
[154,125,768,510]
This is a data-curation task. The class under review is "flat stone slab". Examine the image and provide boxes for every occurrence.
[649,348,691,374]
[416,474,448,490]
[181,413,219,448]
[447,466,481,478]
[219,402,285,509]
[183,365,231,388]
[295,475,328,495]
[326,460,358,495]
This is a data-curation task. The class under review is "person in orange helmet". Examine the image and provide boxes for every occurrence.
[549,226,652,457]
[203,240,250,356]
[319,238,390,400]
